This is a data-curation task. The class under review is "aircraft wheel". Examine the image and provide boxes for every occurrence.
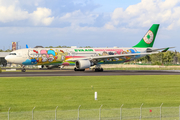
[74,68,85,71]
[94,68,103,72]
[21,69,26,72]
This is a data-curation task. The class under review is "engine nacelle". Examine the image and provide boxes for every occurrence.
[75,60,92,69]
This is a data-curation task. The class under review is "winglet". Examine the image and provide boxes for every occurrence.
[161,47,175,52]
[162,47,169,52]
[26,44,29,48]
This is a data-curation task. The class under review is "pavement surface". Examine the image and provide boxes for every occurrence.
[0,70,180,77]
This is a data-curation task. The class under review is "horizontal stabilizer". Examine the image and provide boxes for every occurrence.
[146,47,175,52]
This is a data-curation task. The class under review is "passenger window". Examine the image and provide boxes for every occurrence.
[9,53,16,55]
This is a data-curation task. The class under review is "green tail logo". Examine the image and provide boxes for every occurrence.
[133,24,159,48]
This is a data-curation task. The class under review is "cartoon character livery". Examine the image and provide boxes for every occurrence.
[40,50,48,62]
[56,50,68,62]
[47,49,57,62]
[28,50,39,63]
[5,24,174,72]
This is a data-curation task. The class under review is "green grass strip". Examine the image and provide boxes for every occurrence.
[0,75,180,112]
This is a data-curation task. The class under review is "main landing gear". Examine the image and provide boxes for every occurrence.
[73,65,104,72]
[92,68,103,72]
[91,65,103,72]
[21,65,26,72]
[74,68,85,71]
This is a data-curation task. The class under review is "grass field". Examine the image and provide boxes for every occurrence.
[1,75,180,113]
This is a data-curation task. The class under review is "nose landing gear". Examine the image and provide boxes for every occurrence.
[21,65,26,72]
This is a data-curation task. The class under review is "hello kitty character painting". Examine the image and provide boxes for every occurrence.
[28,50,39,63]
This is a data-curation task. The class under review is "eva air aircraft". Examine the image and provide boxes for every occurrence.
[5,24,172,72]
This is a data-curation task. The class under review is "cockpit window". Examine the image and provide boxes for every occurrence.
[9,53,16,55]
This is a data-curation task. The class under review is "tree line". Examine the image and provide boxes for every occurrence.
[135,51,178,65]
[0,49,12,52]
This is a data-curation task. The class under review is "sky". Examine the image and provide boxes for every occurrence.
[0,0,179,51]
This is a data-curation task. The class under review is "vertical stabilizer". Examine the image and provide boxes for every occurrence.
[133,24,159,48]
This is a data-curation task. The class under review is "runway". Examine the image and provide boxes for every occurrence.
[0,70,180,77]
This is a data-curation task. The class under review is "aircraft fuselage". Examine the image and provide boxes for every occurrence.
[5,47,147,66]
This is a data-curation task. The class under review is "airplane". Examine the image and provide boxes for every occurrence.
[5,24,173,72]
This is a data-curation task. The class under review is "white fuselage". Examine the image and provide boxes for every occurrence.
[5,47,148,66]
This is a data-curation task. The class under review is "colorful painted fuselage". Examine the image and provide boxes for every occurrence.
[6,47,147,66]
[5,24,161,66]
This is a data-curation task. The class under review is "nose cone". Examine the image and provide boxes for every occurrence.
[5,55,14,63]
[5,56,10,61]
[5,55,15,63]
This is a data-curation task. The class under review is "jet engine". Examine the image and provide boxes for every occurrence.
[75,60,92,69]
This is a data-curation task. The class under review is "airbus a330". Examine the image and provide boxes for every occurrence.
[5,24,173,72]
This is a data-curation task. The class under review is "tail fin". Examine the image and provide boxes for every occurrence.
[133,24,159,48]
[26,44,29,48]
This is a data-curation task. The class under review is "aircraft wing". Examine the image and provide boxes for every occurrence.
[66,52,158,62]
